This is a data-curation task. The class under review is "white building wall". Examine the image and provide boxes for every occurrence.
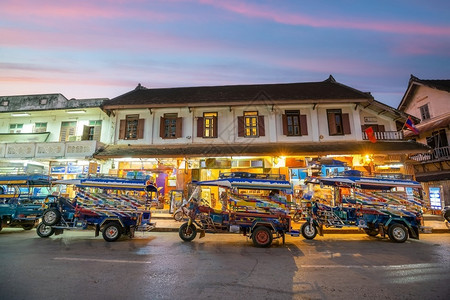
[0,108,110,143]
[404,86,450,119]
[110,102,388,146]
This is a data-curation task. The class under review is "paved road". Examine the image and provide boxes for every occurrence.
[0,228,449,300]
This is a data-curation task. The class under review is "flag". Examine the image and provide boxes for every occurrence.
[364,126,377,143]
[405,116,419,135]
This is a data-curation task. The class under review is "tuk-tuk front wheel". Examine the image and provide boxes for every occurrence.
[252,226,273,248]
[301,222,317,240]
[36,223,55,238]
[179,222,197,241]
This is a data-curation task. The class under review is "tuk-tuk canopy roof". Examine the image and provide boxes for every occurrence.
[306,176,422,190]
[55,177,154,191]
[0,174,54,186]
[195,178,292,190]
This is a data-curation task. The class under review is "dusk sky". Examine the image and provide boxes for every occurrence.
[1,0,449,108]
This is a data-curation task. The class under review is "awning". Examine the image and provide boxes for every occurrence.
[94,141,431,159]
[0,132,50,143]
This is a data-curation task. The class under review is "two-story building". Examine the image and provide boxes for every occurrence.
[398,75,450,209]
[0,93,110,178]
[96,76,429,203]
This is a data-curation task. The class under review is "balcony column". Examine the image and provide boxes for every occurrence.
[310,106,319,142]
[352,109,363,140]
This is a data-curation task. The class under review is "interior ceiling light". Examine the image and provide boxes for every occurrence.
[11,113,30,117]
[66,110,86,114]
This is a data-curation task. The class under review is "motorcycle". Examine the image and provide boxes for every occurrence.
[443,206,450,228]
[173,199,189,222]
[291,203,303,223]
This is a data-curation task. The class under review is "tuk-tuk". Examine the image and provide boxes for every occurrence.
[0,174,54,231]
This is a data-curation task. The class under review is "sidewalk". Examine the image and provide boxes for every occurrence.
[150,211,450,234]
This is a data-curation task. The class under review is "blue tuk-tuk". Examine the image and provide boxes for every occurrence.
[0,174,54,231]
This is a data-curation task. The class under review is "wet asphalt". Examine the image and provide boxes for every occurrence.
[0,228,449,300]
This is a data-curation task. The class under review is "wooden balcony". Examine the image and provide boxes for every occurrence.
[409,146,450,162]
[362,130,404,141]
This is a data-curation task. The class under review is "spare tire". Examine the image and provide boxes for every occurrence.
[42,208,61,226]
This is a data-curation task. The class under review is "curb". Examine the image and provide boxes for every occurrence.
[151,227,450,234]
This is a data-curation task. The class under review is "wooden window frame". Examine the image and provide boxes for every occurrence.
[198,112,218,138]
[237,112,265,138]
[59,121,77,141]
[160,113,182,139]
[125,114,139,140]
[119,115,144,140]
[34,122,48,133]
[284,110,300,136]
[282,111,308,136]
[9,123,24,133]
[419,104,431,120]
[244,111,258,137]
[327,109,351,136]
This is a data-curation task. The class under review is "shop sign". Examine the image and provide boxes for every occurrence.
[429,187,442,209]
[51,166,66,174]
[83,166,101,173]
[88,162,98,174]
[67,166,84,174]
[364,117,377,123]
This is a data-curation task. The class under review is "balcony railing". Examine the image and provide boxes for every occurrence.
[362,130,404,141]
[409,146,450,162]
[0,140,100,159]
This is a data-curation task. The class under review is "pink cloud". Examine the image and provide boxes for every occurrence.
[0,26,222,54]
[199,0,450,36]
[0,0,177,22]
[391,38,450,56]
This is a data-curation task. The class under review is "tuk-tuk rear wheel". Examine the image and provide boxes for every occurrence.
[252,226,273,248]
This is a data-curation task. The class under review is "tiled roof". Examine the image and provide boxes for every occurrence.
[94,141,430,159]
[398,75,450,111]
[414,78,450,93]
[103,76,373,108]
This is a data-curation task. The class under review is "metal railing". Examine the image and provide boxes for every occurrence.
[409,146,450,162]
[362,130,404,140]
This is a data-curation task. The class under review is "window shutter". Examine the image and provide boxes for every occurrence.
[81,125,90,141]
[342,113,351,134]
[175,117,183,138]
[212,116,218,138]
[328,113,337,135]
[197,117,204,137]
[137,119,145,139]
[119,120,126,139]
[93,126,102,141]
[59,126,67,142]
[237,116,244,137]
[258,116,265,136]
[282,114,288,135]
[300,115,308,135]
[159,117,165,138]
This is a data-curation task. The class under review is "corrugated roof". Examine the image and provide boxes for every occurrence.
[94,141,430,159]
